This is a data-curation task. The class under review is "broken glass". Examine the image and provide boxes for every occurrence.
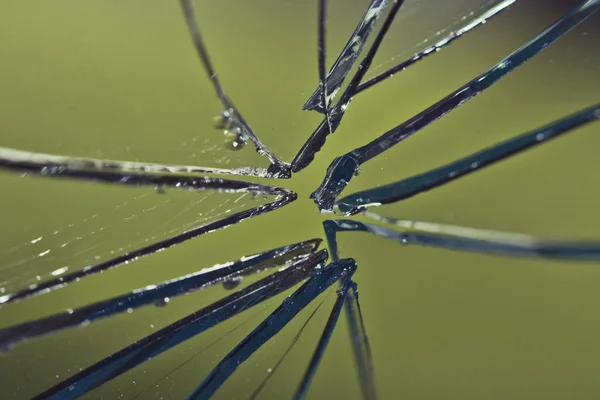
[1,0,599,399]
[0,169,293,300]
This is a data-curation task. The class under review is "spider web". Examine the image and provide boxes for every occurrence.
[0,171,282,297]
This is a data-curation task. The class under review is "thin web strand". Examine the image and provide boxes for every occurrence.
[356,0,518,93]
[0,167,297,304]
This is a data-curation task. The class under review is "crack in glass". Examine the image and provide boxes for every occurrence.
[0,0,599,399]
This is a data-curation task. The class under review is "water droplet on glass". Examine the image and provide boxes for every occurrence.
[154,297,170,307]
[212,111,234,130]
[224,130,248,151]
[223,276,243,290]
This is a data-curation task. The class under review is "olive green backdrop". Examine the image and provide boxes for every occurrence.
[1,0,599,399]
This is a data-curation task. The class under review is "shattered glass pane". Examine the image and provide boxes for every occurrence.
[1,244,325,398]
[0,170,286,297]
[366,0,518,81]
[323,1,600,216]
[1,0,600,399]
[329,224,600,399]
[340,108,600,241]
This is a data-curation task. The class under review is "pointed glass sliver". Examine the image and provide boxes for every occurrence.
[0,169,294,303]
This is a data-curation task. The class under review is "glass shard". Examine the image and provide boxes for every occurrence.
[29,250,328,400]
[292,0,404,173]
[294,278,352,400]
[324,218,600,262]
[343,283,377,400]
[292,0,518,173]
[334,104,600,216]
[317,0,334,137]
[303,0,389,113]
[361,0,517,91]
[324,217,600,399]
[187,258,356,399]
[0,239,321,352]
[0,168,294,303]
[311,1,600,210]
[179,0,290,177]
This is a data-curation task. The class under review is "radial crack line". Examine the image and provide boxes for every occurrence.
[303,0,389,113]
[311,0,600,211]
[0,239,322,352]
[292,0,405,173]
[323,218,600,262]
[0,146,288,179]
[357,0,518,93]
[32,250,328,400]
[335,103,600,215]
[293,0,515,173]
[248,297,328,400]
[318,0,333,136]
[293,277,353,400]
[0,167,297,304]
[186,258,356,400]
[0,147,293,196]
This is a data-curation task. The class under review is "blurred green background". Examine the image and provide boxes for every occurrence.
[1,0,600,399]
